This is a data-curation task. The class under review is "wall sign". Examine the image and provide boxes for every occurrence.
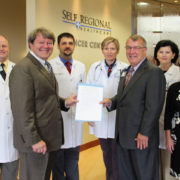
[62,9,112,36]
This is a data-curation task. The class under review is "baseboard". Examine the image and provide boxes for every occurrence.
[80,139,100,151]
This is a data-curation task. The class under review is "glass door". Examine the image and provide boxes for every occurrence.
[133,0,180,63]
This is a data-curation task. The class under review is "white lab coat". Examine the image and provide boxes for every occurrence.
[159,63,180,149]
[87,60,128,138]
[0,60,18,162]
[50,57,86,148]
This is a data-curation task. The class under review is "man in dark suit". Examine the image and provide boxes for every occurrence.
[9,28,77,180]
[101,34,166,180]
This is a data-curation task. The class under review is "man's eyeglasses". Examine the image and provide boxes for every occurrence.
[125,46,146,51]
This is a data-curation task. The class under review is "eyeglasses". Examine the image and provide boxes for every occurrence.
[0,45,8,49]
[125,46,146,51]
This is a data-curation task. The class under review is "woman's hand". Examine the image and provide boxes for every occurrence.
[166,130,174,153]
[88,122,95,126]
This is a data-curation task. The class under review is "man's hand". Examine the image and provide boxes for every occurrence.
[32,140,47,155]
[99,98,112,107]
[65,94,79,108]
[135,133,148,150]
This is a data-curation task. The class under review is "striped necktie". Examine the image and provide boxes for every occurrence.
[0,63,6,80]
[124,66,134,88]
[45,61,55,81]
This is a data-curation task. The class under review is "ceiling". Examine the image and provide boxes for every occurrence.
[150,0,180,5]
[136,0,180,16]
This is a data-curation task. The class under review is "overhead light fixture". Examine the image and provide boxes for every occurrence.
[174,0,178,3]
[137,2,149,6]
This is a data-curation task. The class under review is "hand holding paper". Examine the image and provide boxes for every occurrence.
[100,98,112,107]
[65,94,79,108]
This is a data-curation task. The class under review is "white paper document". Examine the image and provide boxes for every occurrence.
[75,83,104,121]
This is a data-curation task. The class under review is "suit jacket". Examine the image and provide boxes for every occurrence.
[9,53,68,152]
[110,59,166,149]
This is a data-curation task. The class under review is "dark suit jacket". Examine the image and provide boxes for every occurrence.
[9,53,68,152]
[110,59,166,149]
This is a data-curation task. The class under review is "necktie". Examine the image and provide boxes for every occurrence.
[0,63,6,80]
[124,66,134,88]
[66,61,71,74]
[107,65,112,77]
[105,60,116,77]
[45,61,54,80]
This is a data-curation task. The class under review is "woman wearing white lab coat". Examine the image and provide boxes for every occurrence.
[0,60,18,179]
[87,37,128,180]
[154,40,180,180]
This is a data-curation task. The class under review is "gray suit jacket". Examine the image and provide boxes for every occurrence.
[9,53,68,152]
[110,59,166,149]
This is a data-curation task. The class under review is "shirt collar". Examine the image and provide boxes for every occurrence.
[104,59,117,68]
[132,58,146,72]
[0,59,8,72]
[29,50,46,66]
[59,55,73,65]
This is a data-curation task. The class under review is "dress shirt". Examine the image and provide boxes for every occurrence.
[59,56,73,69]
[29,50,47,68]
[104,60,116,72]
[131,58,146,75]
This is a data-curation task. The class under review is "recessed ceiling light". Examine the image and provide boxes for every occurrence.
[137,2,149,6]
[174,0,178,3]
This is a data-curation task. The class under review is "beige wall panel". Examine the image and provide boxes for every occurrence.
[35,0,131,68]
[0,0,26,63]
[33,0,132,144]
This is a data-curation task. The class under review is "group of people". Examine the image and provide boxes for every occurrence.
[0,26,180,180]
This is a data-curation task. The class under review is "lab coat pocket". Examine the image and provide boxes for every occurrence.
[114,72,120,78]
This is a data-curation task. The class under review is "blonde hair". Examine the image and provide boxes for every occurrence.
[101,36,120,51]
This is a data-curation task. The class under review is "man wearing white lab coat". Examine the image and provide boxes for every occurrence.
[50,33,85,180]
[0,35,18,180]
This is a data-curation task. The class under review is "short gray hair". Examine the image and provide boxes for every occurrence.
[127,34,147,48]
[28,27,55,45]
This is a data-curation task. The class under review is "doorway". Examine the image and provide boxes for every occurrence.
[133,0,180,62]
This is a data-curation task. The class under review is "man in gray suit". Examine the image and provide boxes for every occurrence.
[102,34,166,180]
[9,28,77,180]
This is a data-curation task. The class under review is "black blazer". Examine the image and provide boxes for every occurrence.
[110,59,166,149]
[9,53,68,152]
